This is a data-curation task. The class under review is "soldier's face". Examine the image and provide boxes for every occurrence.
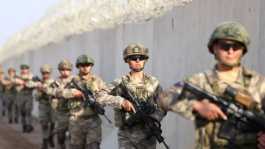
[20,68,29,75]
[42,72,50,80]
[127,55,147,72]
[213,39,244,67]
[8,71,15,77]
[59,69,71,78]
[78,64,92,75]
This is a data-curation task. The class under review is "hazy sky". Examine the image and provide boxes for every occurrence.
[0,0,59,46]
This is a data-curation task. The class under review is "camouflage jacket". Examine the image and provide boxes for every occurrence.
[48,74,124,119]
[44,76,73,112]
[2,76,17,95]
[110,73,166,128]
[16,74,35,95]
[164,66,265,148]
[35,78,54,104]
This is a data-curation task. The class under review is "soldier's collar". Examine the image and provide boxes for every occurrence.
[78,73,95,81]
[211,66,252,84]
[126,72,149,82]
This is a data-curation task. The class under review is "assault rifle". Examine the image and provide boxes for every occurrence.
[121,83,169,149]
[181,82,265,140]
[70,79,112,124]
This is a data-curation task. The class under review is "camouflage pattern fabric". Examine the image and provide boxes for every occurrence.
[35,78,55,140]
[164,66,265,149]
[58,74,125,148]
[17,74,35,132]
[110,73,166,149]
[4,77,17,123]
[44,76,73,149]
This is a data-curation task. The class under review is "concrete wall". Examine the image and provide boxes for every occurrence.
[2,0,265,148]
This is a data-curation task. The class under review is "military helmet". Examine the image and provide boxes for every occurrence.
[123,43,149,61]
[75,54,95,67]
[20,64,30,69]
[40,64,52,73]
[208,21,250,54]
[58,59,73,70]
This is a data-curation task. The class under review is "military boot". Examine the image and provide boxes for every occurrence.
[22,124,27,133]
[48,135,55,148]
[2,110,5,116]
[8,119,13,124]
[27,125,34,133]
[41,139,48,149]
[14,117,18,123]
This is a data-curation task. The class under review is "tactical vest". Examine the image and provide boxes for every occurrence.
[38,79,54,105]
[68,76,99,118]
[195,68,258,149]
[112,74,160,128]
[50,78,72,112]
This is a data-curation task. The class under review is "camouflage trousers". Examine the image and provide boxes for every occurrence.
[69,115,102,149]
[54,110,69,149]
[6,94,19,123]
[195,124,258,149]
[39,102,55,139]
[19,94,33,127]
[1,94,7,116]
[118,126,157,149]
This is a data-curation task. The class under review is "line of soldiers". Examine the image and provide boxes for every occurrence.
[0,64,36,133]
[1,21,265,149]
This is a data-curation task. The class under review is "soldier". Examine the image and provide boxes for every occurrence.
[110,43,166,149]
[0,67,5,117]
[46,55,134,149]
[35,64,55,149]
[44,59,74,149]
[159,21,265,149]
[3,67,18,123]
[16,64,35,132]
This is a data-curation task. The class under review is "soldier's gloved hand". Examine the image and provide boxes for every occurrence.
[72,89,84,98]
[121,100,136,113]
[258,131,265,149]
[192,99,227,120]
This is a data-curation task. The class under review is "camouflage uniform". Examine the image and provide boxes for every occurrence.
[110,44,166,149]
[160,22,264,149]
[44,60,73,149]
[0,68,5,117]
[59,55,125,149]
[35,64,55,149]
[111,74,165,149]
[3,75,17,123]
[161,66,265,149]
[49,76,73,149]
[17,64,35,132]
[1,67,19,123]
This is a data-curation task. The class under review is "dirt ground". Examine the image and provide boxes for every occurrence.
[0,116,41,149]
